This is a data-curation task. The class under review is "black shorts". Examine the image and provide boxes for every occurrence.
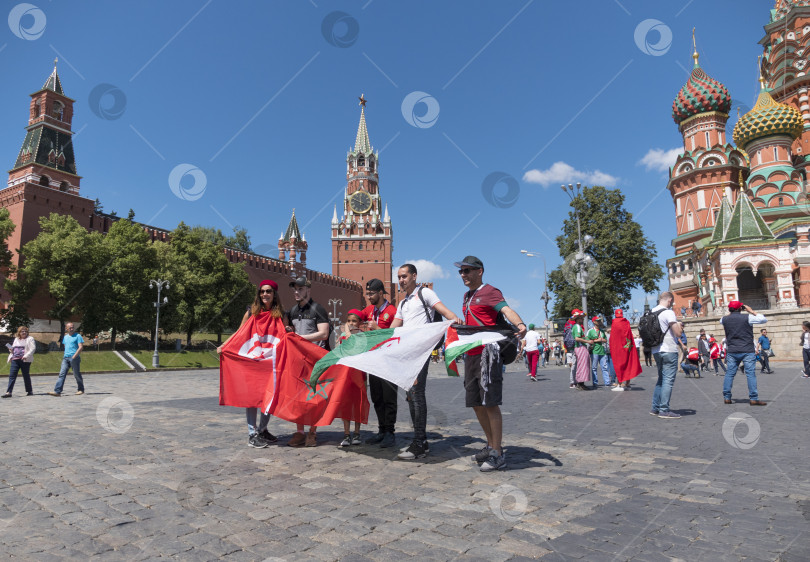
[463,353,503,407]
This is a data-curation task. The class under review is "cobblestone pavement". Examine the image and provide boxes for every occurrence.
[1,360,809,560]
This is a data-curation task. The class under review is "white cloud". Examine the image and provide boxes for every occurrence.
[394,259,448,282]
[638,147,681,173]
[522,161,619,188]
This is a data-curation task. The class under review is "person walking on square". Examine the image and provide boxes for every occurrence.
[217,280,284,448]
[720,301,767,406]
[587,317,610,388]
[572,312,591,390]
[3,326,36,398]
[357,278,399,448]
[48,323,85,397]
[286,276,330,447]
[642,292,683,418]
[801,321,810,378]
[565,310,585,388]
[756,329,774,374]
[709,336,726,375]
[521,324,540,382]
[455,256,526,471]
[609,309,641,391]
[392,263,459,461]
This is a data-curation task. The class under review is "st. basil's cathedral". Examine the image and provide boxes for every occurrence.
[667,1,810,314]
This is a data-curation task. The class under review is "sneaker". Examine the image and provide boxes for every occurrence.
[480,450,507,472]
[258,429,278,443]
[47,391,61,397]
[658,411,681,419]
[365,432,385,444]
[569,383,575,389]
[649,409,659,416]
[473,445,493,463]
[530,376,537,382]
[287,432,306,447]
[305,431,317,447]
[75,391,84,395]
[248,434,269,448]
[400,440,429,453]
[1,393,11,398]
[802,371,810,378]
[611,386,625,392]
[25,392,33,396]
[351,432,362,445]
[397,441,427,460]
[379,432,395,448]
[340,434,352,447]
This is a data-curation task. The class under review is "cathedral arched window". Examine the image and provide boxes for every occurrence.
[59,181,68,192]
[344,243,348,250]
[779,196,785,206]
[358,156,365,167]
[52,101,64,121]
[39,175,50,186]
[687,211,694,230]
[680,261,685,272]
[34,100,41,118]
[358,243,363,250]
[369,160,375,171]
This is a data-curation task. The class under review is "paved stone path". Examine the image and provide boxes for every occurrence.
[1,360,809,560]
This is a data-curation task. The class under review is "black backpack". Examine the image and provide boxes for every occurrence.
[638,308,669,348]
[563,322,575,352]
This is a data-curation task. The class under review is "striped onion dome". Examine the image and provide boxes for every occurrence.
[732,84,803,148]
[672,60,731,124]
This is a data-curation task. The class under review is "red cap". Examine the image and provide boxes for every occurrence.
[571,309,584,317]
[614,309,624,318]
[728,300,742,310]
[347,308,363,317]
[259,279,278,291]
[592,316,601,323]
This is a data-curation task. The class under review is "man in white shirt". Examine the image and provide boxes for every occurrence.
[390,263,459,460]
[520,326,540,381]
[649,292,683,419]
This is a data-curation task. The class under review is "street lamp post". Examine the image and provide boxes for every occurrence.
[149,279,169,368]
[520,250,551,343]
[328,298,343,328]
[561,183,596,324]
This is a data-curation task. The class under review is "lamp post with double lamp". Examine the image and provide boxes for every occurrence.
[149,279,169,368]
[520,250,551,343]
[328,298,343,328]
[561,182,596,324]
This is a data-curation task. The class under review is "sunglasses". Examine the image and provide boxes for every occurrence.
[458,268,478,275]
[259,289,274,295]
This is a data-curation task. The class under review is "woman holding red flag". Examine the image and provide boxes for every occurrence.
[217,279,286,448]
[609,309,642,391]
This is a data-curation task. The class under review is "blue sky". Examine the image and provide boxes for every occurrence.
[0,0,776,326]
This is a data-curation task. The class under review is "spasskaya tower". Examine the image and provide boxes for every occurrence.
[331,95,394,295]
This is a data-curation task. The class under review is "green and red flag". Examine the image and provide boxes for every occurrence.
[310,321,450,391]
[443,325,506,376]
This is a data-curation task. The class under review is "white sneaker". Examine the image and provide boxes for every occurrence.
[611,386,625,392]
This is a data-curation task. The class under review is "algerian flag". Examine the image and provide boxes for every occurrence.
[310,321,452,391]
[444,326,506,376]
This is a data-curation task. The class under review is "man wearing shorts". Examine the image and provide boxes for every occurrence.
[457,256,526,472]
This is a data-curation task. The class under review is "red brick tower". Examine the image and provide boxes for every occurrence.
[278,209,307,278]
[331,95,394,295]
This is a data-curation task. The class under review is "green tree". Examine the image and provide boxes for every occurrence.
[0,208,16,270]
[548,186,664,320]
[190,225,252,252]
[5,213,104,332]
[165,223,253,346]
[79,218,158,348]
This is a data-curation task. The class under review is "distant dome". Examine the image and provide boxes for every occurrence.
[672,62,731,125]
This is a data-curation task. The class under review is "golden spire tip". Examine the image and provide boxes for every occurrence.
[692,27,699,66]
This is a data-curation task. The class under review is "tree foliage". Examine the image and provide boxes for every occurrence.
[190,225,252,252]
[548,186,664,320]
[0,208,16,270]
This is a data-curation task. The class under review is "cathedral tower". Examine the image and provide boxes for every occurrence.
[331,95,394,294]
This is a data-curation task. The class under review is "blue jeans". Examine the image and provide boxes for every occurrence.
[54,356,83,394]
[591,354,609,386]
[652,352,678,413]
[7,359,32,394]
[723,352,758,401]
[246,408,270,436]
[607,355,616,384]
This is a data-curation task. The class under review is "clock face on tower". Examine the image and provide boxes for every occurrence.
[349,190,372,214]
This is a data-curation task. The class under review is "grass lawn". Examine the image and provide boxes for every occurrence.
[16,351,130,374]
[128,350,220,369]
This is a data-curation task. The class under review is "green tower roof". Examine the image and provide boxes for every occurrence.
[283,210,301,242]
[723,192,775,243]
[709,195,733,244]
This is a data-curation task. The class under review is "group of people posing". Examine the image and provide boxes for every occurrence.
[217,255,527,472]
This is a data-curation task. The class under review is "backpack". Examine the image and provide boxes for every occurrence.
[563,321,575,352]
[638,308,670,348]
[687,347,700,361]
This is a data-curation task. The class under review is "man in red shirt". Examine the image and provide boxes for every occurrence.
[456,256,526,472]
[357,278,400,447]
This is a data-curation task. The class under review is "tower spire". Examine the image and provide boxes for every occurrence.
[692,27,699,67]
[354,94,372,154]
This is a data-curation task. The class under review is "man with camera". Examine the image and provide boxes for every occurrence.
[720,301,767,406]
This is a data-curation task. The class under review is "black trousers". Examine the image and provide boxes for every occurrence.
[759,352,771,372]
[369,374,398,434]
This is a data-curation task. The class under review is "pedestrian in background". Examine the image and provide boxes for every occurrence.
[587,316,610,388]
[756,329,774,374]
[720,301,767,406]
[3,326,36,398]
[801,321,810,378]
[609,309,641,391]
[709,336,726,375]
[48,322,84,397]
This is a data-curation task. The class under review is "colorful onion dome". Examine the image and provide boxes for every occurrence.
[672,53,731,124]
[732,81,803,148]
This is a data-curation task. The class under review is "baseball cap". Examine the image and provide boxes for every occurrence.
[728,300,742,310]
[614,309,624,318]
[366,278,387,293]
[453,255,484,269]
[592,316,601,323]
[571,309,584,317]
[289,276,311,288]
[528,323,535,330]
